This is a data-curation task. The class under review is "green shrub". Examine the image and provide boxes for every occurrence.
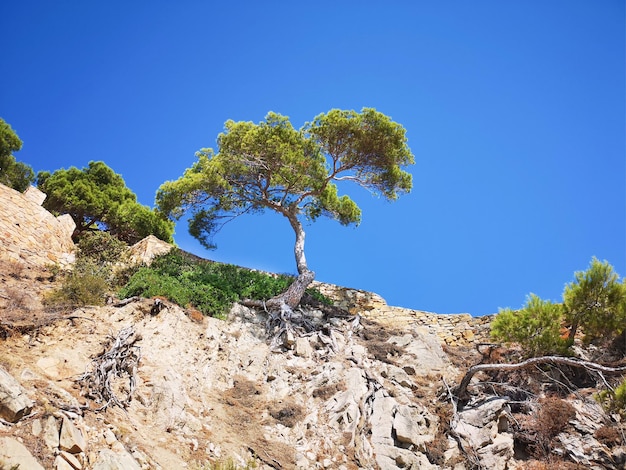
[563,257,626,343]
[491,294,568,357]
[77,231,129,265]
[118,249,330,318]
[597,377,626,416]
[45,258,110,308]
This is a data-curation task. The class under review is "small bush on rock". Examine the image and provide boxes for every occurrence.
[491,294,568,357]
[531,396,576,457]
[77,231,129,265]
[45,258,110,308]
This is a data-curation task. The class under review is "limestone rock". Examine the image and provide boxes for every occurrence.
[0,183,75,268]
[55,453,78,470]
[393,404,437,447]
[32,417,42,436]
[476,433,514,470]
[91,447,142,470]
[127,235,172,266]
[0,436,45,470]
[59,450,83,469]
[454,398,514,469]
[295,337,313,358]
[381,364,413,388]
[59,416,87,454]
[0,365,34,422]
[370,391,396,447]
[44,415,60,450]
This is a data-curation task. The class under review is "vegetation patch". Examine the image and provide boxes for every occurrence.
[44,257,110,309]
[118,249,330,318]
[269,400,304,428]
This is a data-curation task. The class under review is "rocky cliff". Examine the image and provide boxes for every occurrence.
[0,184,624,470]
[0,184,75,269]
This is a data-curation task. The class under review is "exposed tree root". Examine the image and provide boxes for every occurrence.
[76,326,142,411]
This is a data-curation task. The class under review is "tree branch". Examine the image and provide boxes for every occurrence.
[454,356,626,401]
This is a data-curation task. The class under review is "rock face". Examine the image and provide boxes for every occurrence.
[0,436,46,470]
[0,298,462,469]
[127,234,173,266]
[0,294,624,469]
[0,364,33,422]
[0,184,75,268]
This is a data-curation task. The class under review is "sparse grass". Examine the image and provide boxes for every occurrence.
[2,286,32,313]
[195,457,257,470]
[3,258,26,279]
[312,380,346,400]
[367,341,403,363]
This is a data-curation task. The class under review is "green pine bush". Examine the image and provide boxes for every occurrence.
[491,294,568,357]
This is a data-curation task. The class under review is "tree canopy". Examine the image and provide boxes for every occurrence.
[491,257,626,356]
[563,257,626,342]
[0,118,35,192]
[156,108,414,308]
[38,161,174,245]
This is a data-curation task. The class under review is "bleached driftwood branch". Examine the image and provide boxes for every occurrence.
[454,355,626,401]
[76,326,142,411]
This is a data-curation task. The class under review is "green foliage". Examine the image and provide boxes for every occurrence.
[156,108,413,252]
[492,257,626,357]
[77,231,129,265]
[38,161,174,244]
[45,258,110,308]
[46,232,132,309]
[563,257,626,342]
[195,457,257,470]
[597,377,626,416]
[491,294,568,357]
[118,249,329,317]
[0,117,34,192]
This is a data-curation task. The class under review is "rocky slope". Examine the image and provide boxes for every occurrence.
[1,262,625,470]
[2,184,625,469]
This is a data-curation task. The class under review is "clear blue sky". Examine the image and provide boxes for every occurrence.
[2,1,624,316]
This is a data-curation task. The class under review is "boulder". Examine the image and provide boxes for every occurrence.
[91,447,142,470]
[393,404,437,447]
[0,365,34,422]
[59,416,87,454]
[43,415,60,450]
[0,436,45,470]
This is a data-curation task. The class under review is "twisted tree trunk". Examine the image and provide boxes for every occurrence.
[244,209,315,310]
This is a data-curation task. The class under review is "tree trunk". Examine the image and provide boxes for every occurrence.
[269,269,316,310]
[269,212,315,309]
[244,210,315,310]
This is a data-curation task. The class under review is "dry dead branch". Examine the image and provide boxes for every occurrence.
[113,296,141,307]
[454,355,626,402]
[76,325,141,411]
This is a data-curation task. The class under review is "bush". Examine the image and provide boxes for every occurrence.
[77,231,129,265]
[563,257,626,343]
[597,377,626,416]
[491,294,568,357]
[45,258,110,308]
[118,249,330,318]
[531,396,576,457]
